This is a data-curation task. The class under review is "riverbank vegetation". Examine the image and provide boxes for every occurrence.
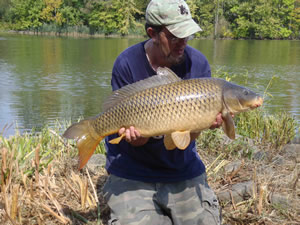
[0,0,299,39]
[0,103,299,224]
[1,69,299,224]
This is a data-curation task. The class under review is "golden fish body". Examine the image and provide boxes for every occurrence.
[95,78,222,137]
[63,67,263,169]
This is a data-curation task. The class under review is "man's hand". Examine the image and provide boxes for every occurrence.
[210,113,223,129]
[210,112,234,129]
[118,113,231,146]
[118,126,149,147]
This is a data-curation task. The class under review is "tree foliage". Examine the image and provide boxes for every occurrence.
[88,0,143,35]
[0,0,299,39]
[40,0,63,25]
[226,0,294,39]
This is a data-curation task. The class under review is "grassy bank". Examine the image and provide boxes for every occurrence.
[0,107,298,224]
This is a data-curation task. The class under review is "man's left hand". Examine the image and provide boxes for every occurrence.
[210,113,223,129]
[210,112,234,129]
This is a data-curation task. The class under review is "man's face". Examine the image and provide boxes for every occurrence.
[157,28,188,66]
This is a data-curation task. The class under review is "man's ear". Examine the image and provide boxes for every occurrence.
[147,27,159,43]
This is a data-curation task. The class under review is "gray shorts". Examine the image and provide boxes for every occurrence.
[103,173,221,225]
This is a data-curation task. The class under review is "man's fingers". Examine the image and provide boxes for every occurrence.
[121,126,138,142]
[125,128,131,142]
[134,129,141,137]
[210,113,223,129]
[118,127,125,136]
[118,126,142,143]
[129,126,136,141]
[216,113,223,125]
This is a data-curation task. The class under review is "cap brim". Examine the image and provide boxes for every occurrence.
[166,19,202,38]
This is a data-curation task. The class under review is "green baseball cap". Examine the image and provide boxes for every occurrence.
[146,0,202,38]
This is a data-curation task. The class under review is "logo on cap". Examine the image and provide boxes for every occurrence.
[179,5,188,15]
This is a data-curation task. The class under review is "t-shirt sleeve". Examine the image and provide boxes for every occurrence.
[111,57,133,91]
[200,58,211,78]
[190,47,211,78]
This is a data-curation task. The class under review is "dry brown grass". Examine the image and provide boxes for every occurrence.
[0,145,110,225]
[200,141,300,225]
[1,140,299,224]
[0,121,299,225]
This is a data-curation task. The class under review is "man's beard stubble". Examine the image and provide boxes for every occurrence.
[167,53,186,66]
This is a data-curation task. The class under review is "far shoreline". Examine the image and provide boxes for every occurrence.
[1,30,298,41]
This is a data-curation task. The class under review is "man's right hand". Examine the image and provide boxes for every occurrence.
[118,126,149,147]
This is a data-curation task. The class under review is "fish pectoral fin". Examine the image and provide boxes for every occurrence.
[222,112,235,139]
[109,133,126,144]
[171,131,191,150]
[164,134,177,150]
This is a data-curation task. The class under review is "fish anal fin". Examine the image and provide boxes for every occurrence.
[164,134,177,150]
[171,131,191,150]
[109,133,126,144]
[222,112,235,139]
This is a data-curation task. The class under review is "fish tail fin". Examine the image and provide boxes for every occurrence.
[63,119,104,170]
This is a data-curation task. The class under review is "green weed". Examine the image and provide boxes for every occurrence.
[198,109,298,154]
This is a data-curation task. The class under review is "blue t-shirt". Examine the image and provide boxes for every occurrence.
[105,40,211,182]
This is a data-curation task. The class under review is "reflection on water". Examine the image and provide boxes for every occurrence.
[0,33,299,137]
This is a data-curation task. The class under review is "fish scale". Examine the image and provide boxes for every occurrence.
[92,78,223,137]
[63,67,263,169]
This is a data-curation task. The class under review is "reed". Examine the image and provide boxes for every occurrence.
[0,121,107,224]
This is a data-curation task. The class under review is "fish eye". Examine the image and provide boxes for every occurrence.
[243,89,249,95]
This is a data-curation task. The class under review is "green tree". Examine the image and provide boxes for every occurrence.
[116,0,143,35]
[225,0,294,39]
[2,0,299,39]
[290,0,300,38]
[0,0,12,21]
[187,0,215,37]
[60,6,82,26]
[8,0,44,30]
[40,0,63,25]
[88,1,115,34]
[88,0,143,35]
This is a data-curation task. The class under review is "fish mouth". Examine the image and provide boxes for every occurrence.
[250,96,263,109]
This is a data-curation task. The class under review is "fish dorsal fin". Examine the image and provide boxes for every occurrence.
[103,67,181,111]
[156,67,180,78]
[171,131,191,150]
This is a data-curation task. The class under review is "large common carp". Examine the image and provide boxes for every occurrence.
[63,67,263,169]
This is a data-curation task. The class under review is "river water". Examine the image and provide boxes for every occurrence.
[0,33,299,137]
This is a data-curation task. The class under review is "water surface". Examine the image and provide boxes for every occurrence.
[0,33,299,137]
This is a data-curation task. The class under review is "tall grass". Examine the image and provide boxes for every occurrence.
[197,109,298,157]
[0,120,105,175]
[198,70,299,156]
[0,121,107,224]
